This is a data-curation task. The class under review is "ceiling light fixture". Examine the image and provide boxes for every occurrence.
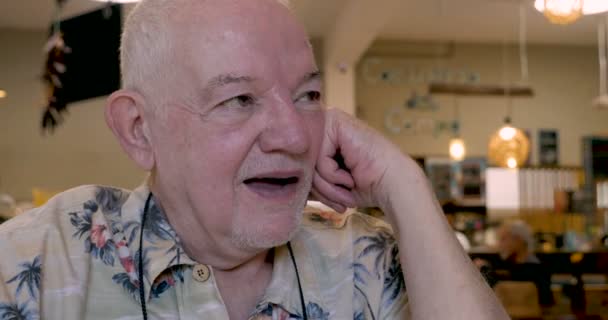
[0,90,6,99]
[535,0,608,25]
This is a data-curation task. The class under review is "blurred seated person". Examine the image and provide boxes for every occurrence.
[442,201,471,251]
[476,220,555,308]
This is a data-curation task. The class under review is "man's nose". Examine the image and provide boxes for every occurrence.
[258,97,310,155]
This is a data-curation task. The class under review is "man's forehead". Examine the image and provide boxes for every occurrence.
[154,0,315,96]
[168,0,294,31]
[168,0,308,58]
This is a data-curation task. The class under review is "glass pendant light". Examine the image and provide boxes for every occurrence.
[535,0,608,24]
[489,116,530,168]
[488,4,530,169]
[449,98,466,161]
[542,0,584,24]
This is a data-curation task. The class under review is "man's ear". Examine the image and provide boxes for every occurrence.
[105,90,155,171]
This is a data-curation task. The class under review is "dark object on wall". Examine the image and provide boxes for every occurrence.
[523,129,532,166]
[41,4,122,132]
[583,136,608,181]
[538,129,559,166]
[582,136,608,212]
[425,158,455,203]
[429,83,534,97]
[457,158,486,205]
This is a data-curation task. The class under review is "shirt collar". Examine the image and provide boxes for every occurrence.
[119,183,197,302]
[255,233,329,318]
[119,183,329,313]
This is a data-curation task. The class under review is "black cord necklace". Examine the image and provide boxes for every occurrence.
[138,193,308,320]
[138,192,152,320]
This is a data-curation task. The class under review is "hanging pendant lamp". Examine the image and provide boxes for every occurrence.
[541,0,584,25]
[535,0,608,25]
[489,118,530,168]
[488,3,531,168]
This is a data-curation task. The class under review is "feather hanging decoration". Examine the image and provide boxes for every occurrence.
[41,0,71,133]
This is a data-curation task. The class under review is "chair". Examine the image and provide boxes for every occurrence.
[494,281,542,319]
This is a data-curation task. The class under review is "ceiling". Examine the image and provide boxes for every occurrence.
[0,0,604,46]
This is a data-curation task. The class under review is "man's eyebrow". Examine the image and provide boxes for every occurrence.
[298,70,322,86]
[205,74,255,90]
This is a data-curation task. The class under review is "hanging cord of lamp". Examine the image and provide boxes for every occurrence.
[519,2,529,85]
[593,14,608,109]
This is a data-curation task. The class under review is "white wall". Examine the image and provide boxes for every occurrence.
[0,29,144,201]
[3,30,608,201]
[357,41,608,166]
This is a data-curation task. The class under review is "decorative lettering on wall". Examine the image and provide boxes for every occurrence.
[361,58,481,86]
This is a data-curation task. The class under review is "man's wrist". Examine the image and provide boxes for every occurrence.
[377,155,433,225]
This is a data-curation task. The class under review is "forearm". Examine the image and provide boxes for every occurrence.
[380,161,509,320]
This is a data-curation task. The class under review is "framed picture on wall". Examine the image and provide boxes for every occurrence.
[451,157,486,206]
[425,157,457,203]
[539,129,559,166]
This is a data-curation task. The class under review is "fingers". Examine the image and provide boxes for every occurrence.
[313,171,357,208]
[310,188,347,213]
[315,156,355,190]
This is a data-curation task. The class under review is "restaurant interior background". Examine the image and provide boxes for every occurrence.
[1,0,608,318]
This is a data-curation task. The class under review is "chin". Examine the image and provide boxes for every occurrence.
[231,208,303,250]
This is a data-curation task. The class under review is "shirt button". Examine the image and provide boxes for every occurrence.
[193,264,211,282]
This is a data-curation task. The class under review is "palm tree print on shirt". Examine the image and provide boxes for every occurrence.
[352,228,406,317]
[382,245,405,309]
[6,255,41,300]
[123,199,186,267]
[258,302,329,320]
[352,261,375,320]
[0,302,35,320]
[303,302,329,320]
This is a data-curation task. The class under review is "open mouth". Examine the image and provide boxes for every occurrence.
[243,177,300,188]
[243,174,301,200]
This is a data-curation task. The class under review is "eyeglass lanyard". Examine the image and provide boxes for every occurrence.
[138,193,308,320]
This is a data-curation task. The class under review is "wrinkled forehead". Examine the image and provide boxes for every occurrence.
[167,0,315,89]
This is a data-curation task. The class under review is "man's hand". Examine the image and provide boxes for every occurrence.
[311,108,423,214]
[311,108,510,320]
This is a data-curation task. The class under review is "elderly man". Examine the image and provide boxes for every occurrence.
[0,0,508,319]
[486,221,554,307]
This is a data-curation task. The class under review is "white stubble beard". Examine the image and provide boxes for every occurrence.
[229,171,312,251]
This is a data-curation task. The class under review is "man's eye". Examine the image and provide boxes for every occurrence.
[296,91,321,103]
[220,94,257,108]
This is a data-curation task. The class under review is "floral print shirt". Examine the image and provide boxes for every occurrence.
[0,184,410,319]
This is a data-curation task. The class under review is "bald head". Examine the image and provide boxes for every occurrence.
[106,0,324,257]
[120,0,294,103]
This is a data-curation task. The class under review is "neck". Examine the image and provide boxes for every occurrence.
[148,180,271,270]
[213,249,275,320]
